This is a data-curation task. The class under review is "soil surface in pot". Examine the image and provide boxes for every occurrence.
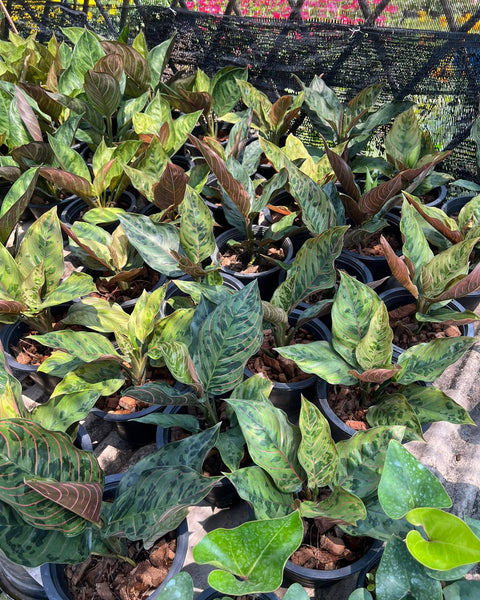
[220,244,286,274]
[389,303,462,349]
[290,516,371,570]
[64,531,177,600]
[346,229,401,257]
[96,367,175,415]
[327,385,369,432]
[91,266,162,305]
[246,327,314,383]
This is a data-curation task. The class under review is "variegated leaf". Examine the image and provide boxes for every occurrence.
[231,373,273,402]
[188,134,251,219]
[349,367,399,384]
[104,465,219,547]
[39,271,96,310]
[180,185,215,264]
[380,234,419,298]
[50,361,124,399]
[148,340,194,385]
[101,41,150,97]
[0,167,39,244]
[63,222,113,271]
[332,272,383,367]
[395,337,477,385]
[16,207,64,297]
[62,297,129,333]
[286,162,338,234]
[0,418,103,535]
[429,262,480,303]
[47,136,92,181]
[15,86,42,142]
[298,486,366,525]
[366,394,424,442]
[226,466,293,519]
[355,302,393,371]
[227,398,304,493]
[191,282,263,395]
[0,348,25,418]
[261,301,289,328]
[118,382,201,408]
[416,307,479,324]
[405,193,462,244]
[298,397,337,490]
[276,341,357,385]
[37,351,85,378]
[25,479,102,523]
[119,213,184,277]
[335,426,405,499]
[29,330,120,363]
[39,167,92,202]
[32,389,100,433]
[402,384,474,425]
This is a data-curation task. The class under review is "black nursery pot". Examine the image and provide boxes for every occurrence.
[28,194,78,221]
[341,213,401,280]
[40,475,189,600]
[245,309,332,424]
[284,537,384,589]
[156,406,242,510]
[214,226,294,301]
[196,589,280,600]
[0,553,47,600]
[59,190,137,230]
[0,320,61,394]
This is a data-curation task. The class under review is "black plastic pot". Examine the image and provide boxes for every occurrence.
[196,589,280,600]
[214,226,294,300]
[161,272,244,316]
[28,194,78,221]
[40,475,189,600]
[0,320,61,394]
[245,309,331,424]
[90,401,163,446]
[59,190,137,230]
[261,190,311,253]
[156,405,242,509]
[170,154,194,172]
[424,184,447,208]
[284,537,384,589]
[0,553,47,600]
[75,424,93,452]
[379,287,475,351]
[341,213,401,280]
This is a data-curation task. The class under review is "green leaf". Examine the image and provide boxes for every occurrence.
[62,297,129,333]
[284,583,310,600]
[193,512,304,595]
[148,341,193,385]
[104,465,219,547]
[378,441,451,519]
[0,244,23,301]
[376,537,443,600]
[58,30,105,96]
[335,426,405,500]
[395,337,478,385]
[148,35,177,91]
[191,282,263,396]
[332,272,384,368]
[0,350,25,418]
[179,185,215,264]
[402,384,474,425]
[31,389,100,433]
[348,590,373,600]
[51,361,124,399]
[366,394,424,442]
[298,397,337,490]
[385,107,422,169]
[133,412,199,433]
[286,162,338,235]
[226,466,294,519]
[39,271,96,310]
[443,580,480,600]
[276,341,357,385]
[216,424,246,472]
[211,66,247,118]
[84,69,121,117]
[48,134,92,181]
[227,398,304,493]
[16,207,64,297]
[30,330,120,363]
[119,213,183,277]
[406,508,480,570]
[299,485,366,525]
[128,286,165,348]
[355,302,393,371]
[120,382,201,409]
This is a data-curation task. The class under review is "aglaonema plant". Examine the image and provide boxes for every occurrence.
[380,194,480,327]
[161,65,248,138]
[0,207,95,333]
[0,417,221,568]
[346,440,480,600]
[0,166,39,246]
[275,272,476,441]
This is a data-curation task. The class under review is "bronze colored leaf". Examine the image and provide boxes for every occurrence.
[323,140,361,203]
[428,262,480,303]
[94,53,124,82]
[380,235,419,298]
[404,193,463,244]
[154,162,188,210]
[270,96,293,127]
[15,86,43,142]
[349,368,399,383]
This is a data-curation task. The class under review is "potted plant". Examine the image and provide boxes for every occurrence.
[0,207,96,384]
[0,416,224,599]
[275,272,476,441]
[379,194,480,347]
[224,393,399,588]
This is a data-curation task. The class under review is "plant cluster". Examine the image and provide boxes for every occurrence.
[0,27,479,600]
